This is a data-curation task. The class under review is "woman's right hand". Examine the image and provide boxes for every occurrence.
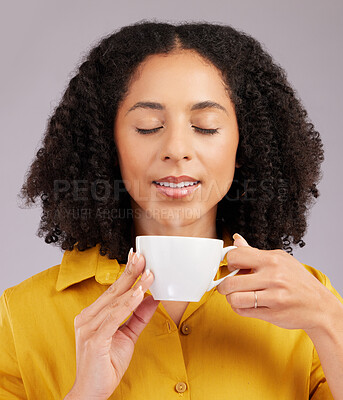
[65,249,159,400]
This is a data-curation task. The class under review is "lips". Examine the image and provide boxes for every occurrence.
[152,177,201,199]
[153,175,200,184]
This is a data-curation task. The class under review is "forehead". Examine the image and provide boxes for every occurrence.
[123,50,229,100]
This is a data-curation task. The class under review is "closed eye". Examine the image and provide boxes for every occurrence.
[135,126,219,135]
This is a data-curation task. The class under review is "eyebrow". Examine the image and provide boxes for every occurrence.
[125,100,228,116]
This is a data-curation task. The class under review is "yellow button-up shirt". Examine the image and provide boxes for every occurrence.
[0,231,341,399]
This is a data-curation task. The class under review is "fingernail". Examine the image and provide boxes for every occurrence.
[132,251,140,265]
[140,269,150,282]
[132,284,142,297]
[233,233,243,241]
[127,247,133,263]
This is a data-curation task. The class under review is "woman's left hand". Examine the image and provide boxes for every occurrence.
[217,233,338,332]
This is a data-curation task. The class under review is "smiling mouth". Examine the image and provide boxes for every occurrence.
[152,181,201,198]
[152,181,201,188]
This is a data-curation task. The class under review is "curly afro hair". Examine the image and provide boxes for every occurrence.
[18,19,324,263]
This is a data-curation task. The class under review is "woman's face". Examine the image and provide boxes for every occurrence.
[114,50,239,231]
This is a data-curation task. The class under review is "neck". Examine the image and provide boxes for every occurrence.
[131,218,224,251]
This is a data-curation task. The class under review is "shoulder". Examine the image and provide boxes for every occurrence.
[1,264,61,312]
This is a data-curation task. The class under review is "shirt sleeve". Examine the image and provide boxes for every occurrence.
[309,269,343,400]
[0,290,27,399]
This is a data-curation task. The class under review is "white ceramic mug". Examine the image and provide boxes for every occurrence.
[135,235,240,301]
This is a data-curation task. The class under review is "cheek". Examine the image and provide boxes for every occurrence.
[207,143,237,191]
[120,156,142,182]
[116,133,143,176]
[118,146,152,199]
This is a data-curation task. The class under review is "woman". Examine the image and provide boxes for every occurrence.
[1,20,342,399]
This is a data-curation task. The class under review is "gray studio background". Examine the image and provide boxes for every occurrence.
[1,0,342,296]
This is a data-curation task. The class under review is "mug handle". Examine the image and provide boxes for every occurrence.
[206,246,240,292]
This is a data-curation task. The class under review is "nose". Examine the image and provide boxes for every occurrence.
[159,124,194,162]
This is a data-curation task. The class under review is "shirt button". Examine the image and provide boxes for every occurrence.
[175,382,187,393]
[180,322,192,335]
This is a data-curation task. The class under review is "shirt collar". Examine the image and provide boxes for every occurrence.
[56,228,233,292]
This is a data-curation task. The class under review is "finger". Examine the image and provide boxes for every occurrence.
[217,272,268,295]
[225,266,253,275]
[225,265,253,275]
[224,262,237,273]
[226,247,281,271]
[232,306,271,320]
[118,295,160,344]
[86,269,155,334]
[226,289,269,309]
[79,251,146,321]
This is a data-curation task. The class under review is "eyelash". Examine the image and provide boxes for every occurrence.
[135,126,219,135]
